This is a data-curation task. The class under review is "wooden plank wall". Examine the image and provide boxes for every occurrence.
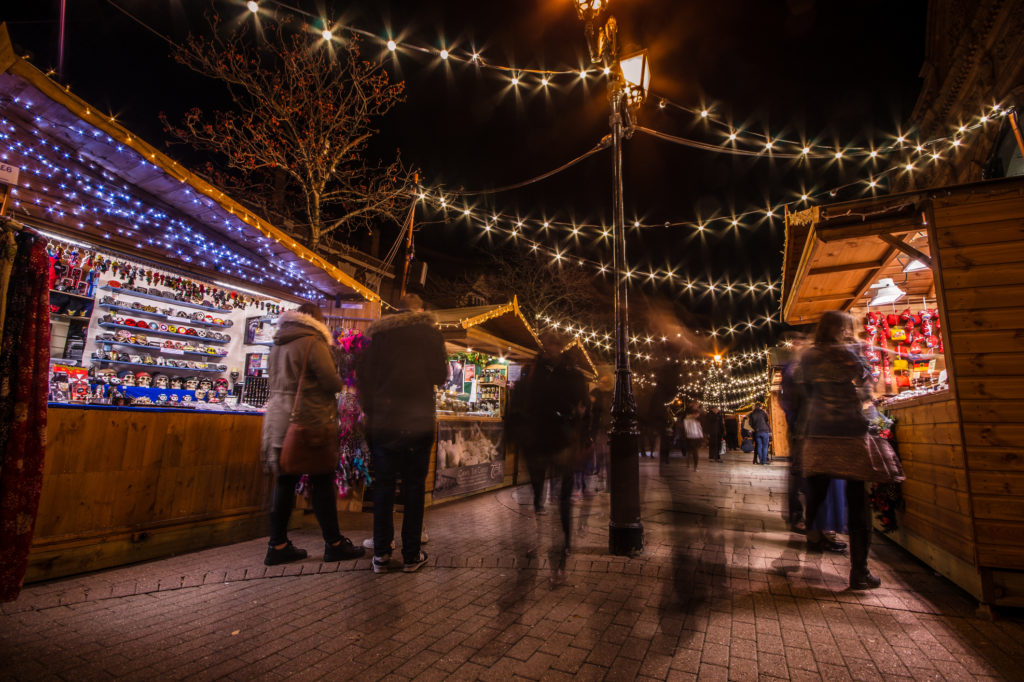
[931,190,1024,570]
[887,396,975,566]
[31,408,269,579]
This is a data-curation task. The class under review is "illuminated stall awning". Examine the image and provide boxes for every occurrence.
[433,297,542,361]
[0,25,379,303]
[559,337,598,379]
[782,199,935,326]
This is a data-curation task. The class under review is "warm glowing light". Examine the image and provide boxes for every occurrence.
[800,194,808,201]
[728,132,737,141]
[905,163,914,171]
[700,109,708,118]
[765,140,774,150]
[603,67,611,76]
[246,1,259,12]
[322,28,333,41]
[472,52,480,61]
[541,77,549,86]
[834,151,843,160]
[387,40,397,51]
[869,150,878,158]
[511,77,519,86]
[952,138,962,147]
[633,220,640,227]
[801,147,810,155]
[439,49,449,60]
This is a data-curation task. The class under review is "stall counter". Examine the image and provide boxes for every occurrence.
[28,405,271,582]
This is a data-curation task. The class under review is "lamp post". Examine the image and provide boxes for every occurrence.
[575,0,647,555]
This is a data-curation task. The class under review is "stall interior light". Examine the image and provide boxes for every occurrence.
[867,277,907,306]
[903,259,929,273]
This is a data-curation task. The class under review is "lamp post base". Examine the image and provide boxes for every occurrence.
[609,522,644,556]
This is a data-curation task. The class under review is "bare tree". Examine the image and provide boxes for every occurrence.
[161,13,411,250]
[430,252,611,329]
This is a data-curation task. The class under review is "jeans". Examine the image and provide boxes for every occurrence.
[369,430,433,563]
[269,472,341,546]
[755,432,771,464]
[806,476,870,577]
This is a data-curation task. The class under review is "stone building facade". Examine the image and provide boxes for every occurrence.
[898,0,1024,190]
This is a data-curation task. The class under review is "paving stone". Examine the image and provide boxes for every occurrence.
[1,458,1020,681]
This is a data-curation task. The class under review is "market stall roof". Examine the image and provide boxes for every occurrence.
[781,195,936,326]
[0,25,379,304]
[560,337,598,379]
[433,297,542,361]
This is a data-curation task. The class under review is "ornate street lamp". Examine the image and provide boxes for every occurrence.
[575,0,648,556]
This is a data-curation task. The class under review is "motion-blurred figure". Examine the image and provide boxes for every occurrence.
[507,329,588,581]
[793,310,881,589]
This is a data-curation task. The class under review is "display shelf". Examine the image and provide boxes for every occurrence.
[246,341,275,347]
[94,339,228,358]
[99,285,227,313]
[90,359,224,373]
[99,302,233,328]
[97,321,230,344]
[50,313,91,322]
[49,289,94,301]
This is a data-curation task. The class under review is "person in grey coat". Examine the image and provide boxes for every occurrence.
[260,303,364,566]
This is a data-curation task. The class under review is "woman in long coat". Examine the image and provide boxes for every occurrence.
[261,303,363,565]
[795,310,879,589]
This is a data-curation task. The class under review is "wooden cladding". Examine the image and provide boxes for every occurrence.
[32,408,270,573]
[888,397,974,564]
[932,193,1024,572]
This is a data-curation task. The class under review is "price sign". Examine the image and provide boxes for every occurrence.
[0,163,19,186]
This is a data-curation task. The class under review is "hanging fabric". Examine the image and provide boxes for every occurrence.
[0,232,50,602]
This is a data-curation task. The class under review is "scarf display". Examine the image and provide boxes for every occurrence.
[0,227,50,602]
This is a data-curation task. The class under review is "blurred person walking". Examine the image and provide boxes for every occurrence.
[682,403,704,471]
[507,330,588,577]
[357,295,447,574]
[261,303,364,566]
[795,310,898,589]
[779,332,808,531]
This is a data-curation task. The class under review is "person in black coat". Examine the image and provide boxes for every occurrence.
[357,295,447,574]
[705,406,725,461]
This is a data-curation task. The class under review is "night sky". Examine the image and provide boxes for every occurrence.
[4,0,929,352]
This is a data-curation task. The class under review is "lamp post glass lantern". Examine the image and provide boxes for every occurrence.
[574,1,646,555]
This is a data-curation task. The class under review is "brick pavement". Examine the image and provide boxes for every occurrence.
[2,450,1022,681]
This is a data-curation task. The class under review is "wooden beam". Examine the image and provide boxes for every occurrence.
[816,218,921,242]
[846,244,901,311]
[878,234,933,269]
[808,259,887,276]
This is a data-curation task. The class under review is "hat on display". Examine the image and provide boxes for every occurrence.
[170,376,184,389]
[153,374,169,389]
[185,376,200,390]
[135,372,152,388]
[119,371,136,386]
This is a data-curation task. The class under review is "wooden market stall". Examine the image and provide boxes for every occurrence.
[426,298,542,505]
[0,27,384,582]
[559,337,599,381]
[781,175,1024,608]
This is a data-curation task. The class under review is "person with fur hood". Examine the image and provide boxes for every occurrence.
[356,294,447,573]
[261,303,365,566]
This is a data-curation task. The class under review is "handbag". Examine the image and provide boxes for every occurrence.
[279,340,339,475]
[800,433,905,483]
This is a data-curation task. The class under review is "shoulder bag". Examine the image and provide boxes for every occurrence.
[279,340,339,475]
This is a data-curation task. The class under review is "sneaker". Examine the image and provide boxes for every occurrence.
[362,538,397,551]
[324,537,365,562]
[264,541,308,566]
[403,550,429,573]
[372,554,392,574]
[850,572,882,590]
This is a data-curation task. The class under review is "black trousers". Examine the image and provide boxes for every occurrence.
[369,430,433,563]
[269,473,341,547]
[526,451,573,550]
[806,475,871,576]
